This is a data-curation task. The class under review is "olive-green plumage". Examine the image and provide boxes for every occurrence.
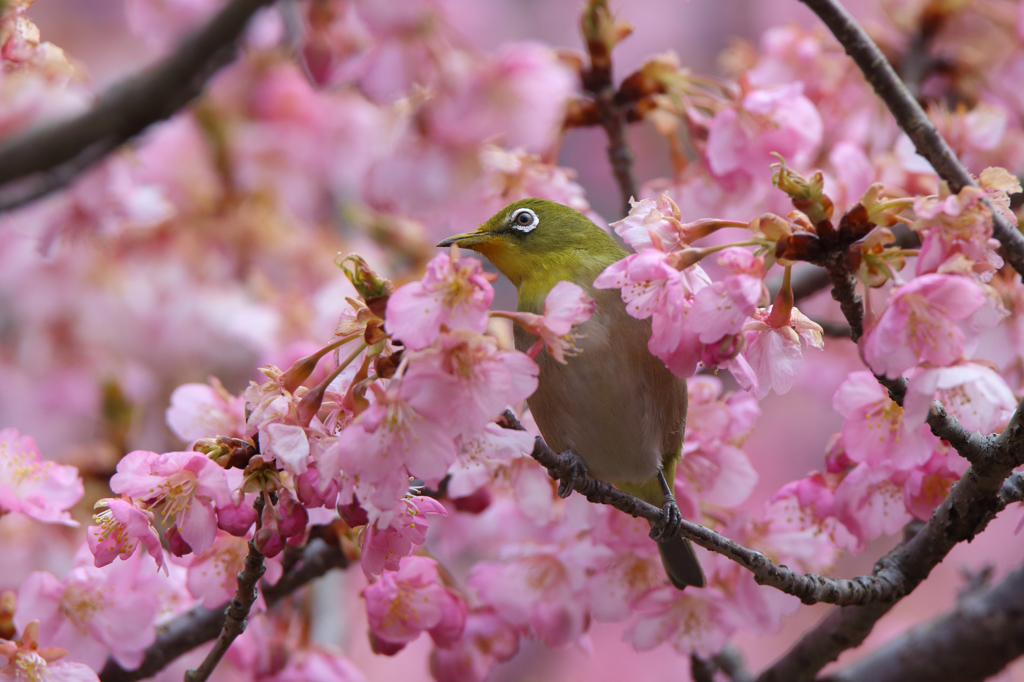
[439,198,705,590]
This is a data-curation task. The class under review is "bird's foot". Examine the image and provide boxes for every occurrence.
[552,450,588,499]
[649,471,683,541]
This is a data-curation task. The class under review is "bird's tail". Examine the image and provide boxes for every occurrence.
[658,536,706,590]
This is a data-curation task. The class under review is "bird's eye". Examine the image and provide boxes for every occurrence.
[509,208,539,233]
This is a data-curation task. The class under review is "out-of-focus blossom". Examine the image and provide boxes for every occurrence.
[165,380,246,443]
[500,281,595,363]
[706,83,823,179]
[15,549,162,671]
[468,542,611,647]
[0,620,99,682]
[623,587,732,657]
[428,43,575,153]
[271,647,367,682]
[184,531,283,608]
[385,247,495,350]
[0,429,83,527]
[362,556,466,651]
[428,608,518,682]
[110,450,232,555]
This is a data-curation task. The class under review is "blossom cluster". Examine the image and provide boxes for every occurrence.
[2,0,1024,681]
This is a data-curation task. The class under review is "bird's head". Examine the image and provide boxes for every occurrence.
[437,199,624,297]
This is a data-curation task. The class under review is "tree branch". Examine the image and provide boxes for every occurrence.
[754,203,1024,682]
[580,0,639,217]
[821,562,1024,682]
[0,0,276,213]
[798,0,1024,277]
[500,409,1024,609]
[98,539,350,682]
[184,540,266,682]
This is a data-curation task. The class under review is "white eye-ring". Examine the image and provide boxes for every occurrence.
[509,207,539,233]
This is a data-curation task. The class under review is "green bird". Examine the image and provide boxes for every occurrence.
[438,198,705,590]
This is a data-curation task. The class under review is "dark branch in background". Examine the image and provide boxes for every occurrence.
[798,0,1024,277]
[694,645,756,682]
[99,539,350,682]
[184,538,267,682]
[579,0,639,217]
[713,645,756,682]
[499,410,1024,610]
[821,563,1024,682]
[0,0,276,213]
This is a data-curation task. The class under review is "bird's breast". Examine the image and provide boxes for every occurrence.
[515,287,687,484]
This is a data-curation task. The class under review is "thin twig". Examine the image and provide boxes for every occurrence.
[500,408,1024,609]
[580,0,639,217]
[798,0,1024,277]
[185,493,268,682]
[184,539,266,682]
[821,562,1024,682]
[98,539,349,682]
[0,0,276,212]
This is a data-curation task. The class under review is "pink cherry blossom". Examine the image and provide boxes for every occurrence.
[362,556,465,648]
[0,620,99,682]
[901,444,969,521]
[863,274,988,379]
[109,450,232,555]
[468,542,611,647]
[594,249,712,377]
[706,83,823,178]
[0,428,83,527]
[216,492,259,536]
[688,273,763,343]
[586,552,664,622]
[623,587,733,657]
[360,496,447,578]
[832,371,937,469]
[165,381,246,443]
[271,648,367,682]
[612,193,687,252]
[400,330,538,437]
[427,42,575,153]
[184,532,283,608]
[742,306,824,398]
[254,489,309,558]
[593,249,698,321]
[903,362,1017,433]
[15,550,162,671]
[499,281,595,363]
[86,498,165,572]
[428,608,519,682]
[833,462,912,544]
[763,477,857,571]
[385,247,495,350]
